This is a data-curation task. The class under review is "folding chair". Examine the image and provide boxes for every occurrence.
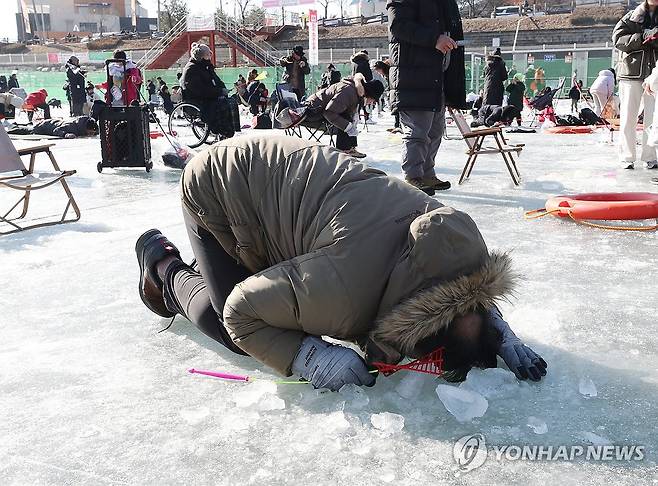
[275,83,335,146]
[448,108,522,185]
[0,124,80,235]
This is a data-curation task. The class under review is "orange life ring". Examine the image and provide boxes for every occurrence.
[546,193,658,221]
[544,126,594,134]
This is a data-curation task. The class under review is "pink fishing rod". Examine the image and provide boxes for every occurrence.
[188,368,251,382]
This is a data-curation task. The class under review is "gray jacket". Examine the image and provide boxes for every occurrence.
[613,4,658,81]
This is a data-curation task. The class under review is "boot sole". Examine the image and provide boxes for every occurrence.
[136,229,175,318]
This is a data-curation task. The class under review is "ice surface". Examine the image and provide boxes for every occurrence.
[579,377,598,398]
[370,412,405,434]
[338,383,370,408]
[459,367,519,399]
[2,101,658,484]
[527,416,548,435]
[395,373,428,399]
[436,384,488,423]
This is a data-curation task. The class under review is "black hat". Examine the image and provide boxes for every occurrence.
[363,79,385,100]
[293,45,304,55]
[494,47,502,56]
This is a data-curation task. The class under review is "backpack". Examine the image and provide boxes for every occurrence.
[555,115,571,126]
[579,107,601,126]
[252,112,272,129]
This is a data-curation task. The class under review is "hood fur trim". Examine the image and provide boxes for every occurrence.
[354,73,366,97]
[370,251,517,355]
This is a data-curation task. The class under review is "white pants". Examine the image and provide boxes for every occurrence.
[618,80,657,165]
[590,91,607,116]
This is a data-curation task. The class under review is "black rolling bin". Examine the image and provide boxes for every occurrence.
[97,104,152,173]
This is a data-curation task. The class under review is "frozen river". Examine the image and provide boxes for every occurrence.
[1,107,657,485]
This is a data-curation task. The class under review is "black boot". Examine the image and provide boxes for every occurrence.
[135,229,181,318]
[405,177,436,196]
[422,175,451,191]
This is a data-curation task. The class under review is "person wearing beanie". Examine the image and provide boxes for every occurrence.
[134,135,547,392]
[388,0,466,194]
[280,45,311,100]
[66,55,86,116]
[180,42,234,138]
[304,74,384,158]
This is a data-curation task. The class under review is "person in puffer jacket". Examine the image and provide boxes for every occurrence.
[613,1,658,169]
[304,73,385,158]
[135,135,547,391]
[589,69,616,116]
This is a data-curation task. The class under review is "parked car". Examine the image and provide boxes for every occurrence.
[491,5,521,17]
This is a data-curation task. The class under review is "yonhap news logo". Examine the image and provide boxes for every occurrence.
[453,434,645,472]
[453,434,488,472]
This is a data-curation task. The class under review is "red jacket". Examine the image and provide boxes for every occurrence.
[25,89,48,107]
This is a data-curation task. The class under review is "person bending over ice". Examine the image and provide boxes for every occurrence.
[135,135,547,391]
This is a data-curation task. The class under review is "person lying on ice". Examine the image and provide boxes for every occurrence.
[135,135,547,391]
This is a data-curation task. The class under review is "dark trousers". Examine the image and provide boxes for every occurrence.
[163,208,252,355]
[27,103,51,122]
[335,111,357,151]
[71,100,84,116]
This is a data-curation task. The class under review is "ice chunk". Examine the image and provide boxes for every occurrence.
[339,383,370,408]
[256,394,286,411]
[395,373,427,399]
[319,410,351,433]
[370,412,405,434]
[579,377,598,398]
[234,381,278,408]
[527,416,548,435]
[436,384,488,423]
[581,432,612,446]
[459,368,518,399]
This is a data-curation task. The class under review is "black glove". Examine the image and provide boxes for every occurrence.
[487,308,547,381]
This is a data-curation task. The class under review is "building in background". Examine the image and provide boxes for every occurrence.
[350,0,387,17]
[15,0,156,41]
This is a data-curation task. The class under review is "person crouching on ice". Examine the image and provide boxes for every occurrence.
[135,135,547,391]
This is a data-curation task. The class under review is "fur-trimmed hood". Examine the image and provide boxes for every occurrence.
[367,207,517,360]
[370,252,516,356]
[351,51,370,64]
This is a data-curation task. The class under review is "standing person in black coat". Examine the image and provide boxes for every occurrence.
[8,71,19,90]
[320,64,342,89]
[483,48,508,106]
[387,0,466,194]
[279,45,311,100]
[351,50,373,81]
[180,43,234,138]
[66,56,86,116]
[147,79,156,98]
[0,76,7,93]
[159,82,174,115]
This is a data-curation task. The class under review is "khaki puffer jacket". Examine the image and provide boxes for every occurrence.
[304,74,366,131]
[180,135,515,375]
[613,4,658,81]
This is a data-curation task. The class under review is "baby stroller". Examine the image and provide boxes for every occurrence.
[526,77,565,126]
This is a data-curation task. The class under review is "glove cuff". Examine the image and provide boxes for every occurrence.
[486,307,520,347]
